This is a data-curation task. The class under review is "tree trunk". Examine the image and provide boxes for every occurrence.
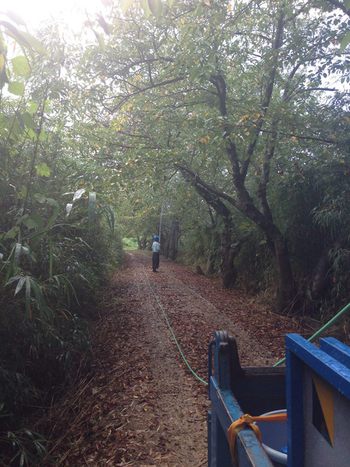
[161,219,180,259]
[206,231,219,275]
[177,165,240,287]
[310,239,345,300]
[139,236,147,250]
[235,190,297,311]
[160,230,169,257]
[168,219,180,260]
[310,249,330,299]
[206,252,216,275]
[178,162,297,311]
[220,220,238,289]
[273,233,297,312]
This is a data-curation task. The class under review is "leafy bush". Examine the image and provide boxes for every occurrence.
[123,237,139,250]
[0,188,122,464]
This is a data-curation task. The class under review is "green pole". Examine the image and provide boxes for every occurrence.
[274,301,350,367]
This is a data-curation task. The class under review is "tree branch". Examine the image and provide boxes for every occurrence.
[110,76,185,112]
[209,74,241,180]
[241,8,285,181]
[175,164,238,208]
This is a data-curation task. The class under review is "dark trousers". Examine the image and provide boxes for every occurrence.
[152,252,160,271]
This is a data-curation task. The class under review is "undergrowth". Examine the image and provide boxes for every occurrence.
[0,190,122,466]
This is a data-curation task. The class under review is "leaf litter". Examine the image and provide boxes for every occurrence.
[43,251,304,466]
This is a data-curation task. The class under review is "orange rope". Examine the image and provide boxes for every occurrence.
[227,412,287,463]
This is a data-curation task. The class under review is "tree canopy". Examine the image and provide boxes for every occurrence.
[0,0,349,463]
[81,0,349,310]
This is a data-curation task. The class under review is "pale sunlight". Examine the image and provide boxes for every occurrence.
[1,0,109,32]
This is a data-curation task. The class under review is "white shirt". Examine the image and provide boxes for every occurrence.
[152,241,160,253]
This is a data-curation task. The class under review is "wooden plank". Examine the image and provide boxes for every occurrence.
[320,337,350,369]
[286,334,350,399]
[286,345,304,467]
[210,377,274,467]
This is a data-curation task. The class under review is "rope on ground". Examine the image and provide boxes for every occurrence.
[140,265,208,387]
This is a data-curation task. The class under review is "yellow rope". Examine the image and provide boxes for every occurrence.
[227,412,287,462]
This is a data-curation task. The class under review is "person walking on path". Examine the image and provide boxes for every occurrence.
[152,235,160,272]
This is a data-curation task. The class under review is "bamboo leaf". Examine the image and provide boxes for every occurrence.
[49,239,53,279]
[14,243,22,263]
[64,276,80,305]
[8,81,24,96]
[0,53,5,73]
[25,276,31,318]
[17,31,47,55]
[21,111,35,129]
[88,192,97,223]
[66,203,73,216]
[30,278,46,317]
[0,20,33,51]
[14,276,25,295]
[6,275,21,285]
[340,31,350,51]
[140,0,152,17]
[72,188,86,202]
[33,193,59,207]
[27,101,39,115]
[46,204,59,229]
[22,216,39,230]
[103,205,115,232]
[4,10,26,26]
[4,226,19,239]
[148,0,163,17]
[11,55,31,78]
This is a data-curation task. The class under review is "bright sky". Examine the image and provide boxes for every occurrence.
[1,0,108,33]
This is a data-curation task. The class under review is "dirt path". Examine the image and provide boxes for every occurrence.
[47,252,302,466]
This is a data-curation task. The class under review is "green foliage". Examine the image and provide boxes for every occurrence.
[86,0,349,310]
[0,18,123,466]
[1,0,349,459]
[11,56,31,78]
[123,237,139,250]
[0,428,46,467]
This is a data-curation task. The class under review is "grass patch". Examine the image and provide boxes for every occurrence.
[123,238,139,250]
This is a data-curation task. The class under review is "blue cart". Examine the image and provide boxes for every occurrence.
[208,331,350,467]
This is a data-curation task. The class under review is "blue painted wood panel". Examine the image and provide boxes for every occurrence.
[320,337,350,369]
